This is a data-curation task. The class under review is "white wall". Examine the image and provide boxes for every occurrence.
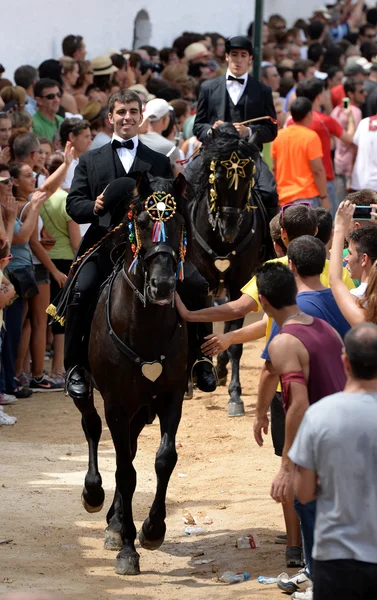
[0,0,334,81]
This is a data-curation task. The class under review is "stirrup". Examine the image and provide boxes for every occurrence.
[190,357,219,386]
[65,365,91,397]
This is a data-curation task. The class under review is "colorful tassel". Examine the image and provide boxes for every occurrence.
[128,254,139,275]
[152,220,166,243]
[176,260,184,281]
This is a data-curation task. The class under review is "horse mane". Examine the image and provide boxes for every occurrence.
[197,123,259,200]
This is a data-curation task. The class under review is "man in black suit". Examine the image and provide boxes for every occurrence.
[65,90,215,399]
[193,36,277,146]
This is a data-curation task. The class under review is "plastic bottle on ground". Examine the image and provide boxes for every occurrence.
[184,526,207,535]
[258,572,289,585]
[219,571,250,584]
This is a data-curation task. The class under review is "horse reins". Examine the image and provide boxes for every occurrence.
[105,265,183,377]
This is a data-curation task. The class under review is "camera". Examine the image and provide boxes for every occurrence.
[139,59,162,75]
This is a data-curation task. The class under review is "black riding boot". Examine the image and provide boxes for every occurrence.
[64,295,90,400]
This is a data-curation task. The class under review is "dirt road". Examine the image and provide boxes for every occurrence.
[0,336,294,600]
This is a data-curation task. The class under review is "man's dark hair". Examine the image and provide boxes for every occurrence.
[256,262,297,309]
[279,204,317,241]
[345,322,377,379]
[269,212,286,254]
[296,77,325,102]
[315,207,333,245]
[62,34,84,57]
[347,189,377,206]
[108,89,142,114]
[13,132,39,160]
[59,118,91,147]
[307,42,325,64]
[34,78,61,98]
[14,65,38,90]
[360,41,377,62]
[292,59,315,82]
[291,97,312,122]
[327,65,342,81]
[307,20,325,41]
[160,47,175,65]
[0,162,9,172]
[288,235,326,277]
[359,23,376,37]
[348,225,377,265]
[111,53,127,70]
[344,77,363,96]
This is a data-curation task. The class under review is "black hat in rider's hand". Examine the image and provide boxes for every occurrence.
[99,176,138,227]
[225,36,254,56]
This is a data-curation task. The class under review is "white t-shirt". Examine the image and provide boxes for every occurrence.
[289,391,377,563]
[350,281,368,298]
[62,158,79,192]
[351,116,377,190]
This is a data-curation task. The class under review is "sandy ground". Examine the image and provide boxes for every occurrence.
[0,324,296,600]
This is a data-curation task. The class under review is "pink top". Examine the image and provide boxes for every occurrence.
[331,105,362,176]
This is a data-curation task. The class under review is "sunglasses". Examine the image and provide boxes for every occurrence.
[41,92,62,100]
[281,201,312,220]
[0,177,13,184]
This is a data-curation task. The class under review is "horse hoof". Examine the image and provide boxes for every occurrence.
[139,527,165,551]
[81,493,104,513]
[104,529,122,551]
[228,401,245,417]
[115,553,140,576]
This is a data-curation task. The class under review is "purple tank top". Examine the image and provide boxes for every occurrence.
[281,317,346,405]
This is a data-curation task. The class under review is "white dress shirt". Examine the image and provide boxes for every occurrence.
[111,133,139,173]
[226,69,249,105]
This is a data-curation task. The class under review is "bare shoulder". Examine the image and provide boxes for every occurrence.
[269,333,304,372]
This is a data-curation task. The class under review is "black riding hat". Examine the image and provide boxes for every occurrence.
[225,36,254,56]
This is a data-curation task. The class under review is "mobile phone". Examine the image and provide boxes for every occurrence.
[353,205,372,220]
[342,97,350,109]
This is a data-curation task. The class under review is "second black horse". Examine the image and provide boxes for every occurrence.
[187,123,276,416]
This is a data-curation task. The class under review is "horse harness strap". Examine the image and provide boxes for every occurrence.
[191,201,256,270]
[105,268,182,383]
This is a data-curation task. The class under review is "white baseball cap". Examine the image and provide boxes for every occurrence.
[142,98,173,124]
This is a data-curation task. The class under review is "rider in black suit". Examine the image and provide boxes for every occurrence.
[193,36,277,147]
[64,90,215,399]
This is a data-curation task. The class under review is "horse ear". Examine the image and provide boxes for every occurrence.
[135,171,151,196]
[173,173,187,199]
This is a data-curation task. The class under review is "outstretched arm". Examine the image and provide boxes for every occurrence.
[175,291,257,323]
[330,201,365,326]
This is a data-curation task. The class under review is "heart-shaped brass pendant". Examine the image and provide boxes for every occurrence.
[214,258,231,273]
[141,362,163,382]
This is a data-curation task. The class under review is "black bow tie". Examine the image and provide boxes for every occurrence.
[227,75,245,85]
[112,139,134,150]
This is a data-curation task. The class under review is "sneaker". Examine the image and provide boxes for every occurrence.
[286,546,303,568]
[50,372,65,387]
[291,587,313,600]
[0,393,17,405]
[15,372,31,388]
[278,568,311,594]
[29,374,64,393]
[11,387,33,399]
[0,411,17,425]
[275,533,288,544]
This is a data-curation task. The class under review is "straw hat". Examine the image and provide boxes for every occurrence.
[91,56,118,76]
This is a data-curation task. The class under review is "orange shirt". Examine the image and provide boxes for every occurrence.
[271,124,323,206]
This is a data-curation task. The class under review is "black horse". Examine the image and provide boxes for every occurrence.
[187,123,275,417]
[74,173,190,575]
